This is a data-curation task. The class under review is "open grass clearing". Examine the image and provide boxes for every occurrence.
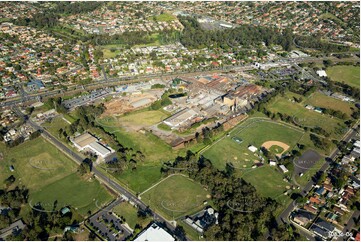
[239,166,292,206]
[141,175,210,219]
[267,92,348,139]
[31,172,112,216]
[97,110,178,164]
[149,13,177,22]
[119,110,169,126]
[133,33,161,48]
[326,65,360,88]
[109,165,163,194]
[102,125,177,164]
[0,137,113,216]
[112,202,151,230]
[305,92,355,117]
[42,115,71,137]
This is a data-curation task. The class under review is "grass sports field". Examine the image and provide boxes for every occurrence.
[141,175,210,219]
[203,118,304,170]
[240,166,291,205]
[149,13,177,22]
[0,138,112,216]
[326,65,360,88]
[109,165,163,193]
[305,92,355,117]
[267,92,348,139]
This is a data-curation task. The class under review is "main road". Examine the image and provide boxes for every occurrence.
[13,107,183,240]
[2,54,359,108]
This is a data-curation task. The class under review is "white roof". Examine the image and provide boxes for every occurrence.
[164,108,198,127]
[134,223,175,241]
[88,142,111,157]
[279,165,289,173]
[248,145,257,153]
[316,70,327,77]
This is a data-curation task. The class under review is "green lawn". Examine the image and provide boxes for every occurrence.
[298,132,334,156]
[105,126,177,164]
[326,65,360,88]
[239,166,291,205]
[118,110,169,126]
[103,48,121,58]
[150,13,177,22]
[101,44,123,58]
[112,202,151,229]
[96,109,208,195]
[0,137,113,216]
[42,116,71,138]
[141,175,210,219]
[31,173,112,216]
[203,118,304,170]
[178,220,203,241]
[320,13,345,27]
[305,92,355,117]
[133,33,161,47]
[267,92,348,139]
[111,165,163,194]
[97,111,177,164]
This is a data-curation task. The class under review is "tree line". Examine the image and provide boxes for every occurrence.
[161,151,300,240]
[178,16,294,51]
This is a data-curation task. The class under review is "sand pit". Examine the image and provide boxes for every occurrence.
[261,141,290,156]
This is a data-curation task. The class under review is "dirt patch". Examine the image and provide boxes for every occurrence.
[102,92,159,117]
[223,114,247,131]
[261,141,290,156]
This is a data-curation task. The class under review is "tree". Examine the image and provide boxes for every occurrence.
[174,225,187,240]
[4,175,16,187]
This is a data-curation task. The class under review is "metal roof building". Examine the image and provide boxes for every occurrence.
[134,223,175,241]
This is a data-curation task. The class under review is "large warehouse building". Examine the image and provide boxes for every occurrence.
[72,132,114,159]
[163,108,198,129]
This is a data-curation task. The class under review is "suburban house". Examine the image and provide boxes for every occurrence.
[0,219,26,240]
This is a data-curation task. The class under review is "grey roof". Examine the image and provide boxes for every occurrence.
[88,142,111,157]
[315,218,335,232]
[310,224,329,238]
[0,219,25,240]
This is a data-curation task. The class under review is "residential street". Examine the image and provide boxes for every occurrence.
[277,121,360,238]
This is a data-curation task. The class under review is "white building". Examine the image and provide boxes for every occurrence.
[134,223,175,241]
[270,161,277,166]
[163,108,198,129]
[316,70,327,77]
[279,164,289,173]
[248,145,257,153]
[72,133,114,159]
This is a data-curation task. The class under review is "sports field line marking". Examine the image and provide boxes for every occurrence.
[138,173,188,197]
[200,116,304,155]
